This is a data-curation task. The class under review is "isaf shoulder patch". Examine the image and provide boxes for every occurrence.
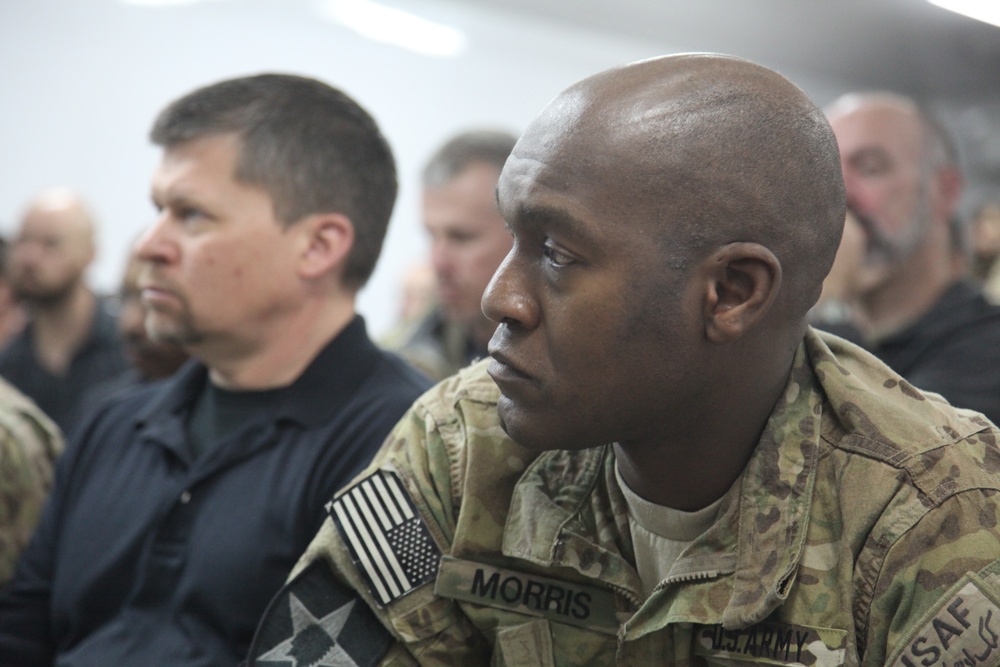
[247,560,391,667]
[329,469,442,607]
[890,577,1000,667]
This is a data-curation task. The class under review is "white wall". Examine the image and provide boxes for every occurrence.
[0,0,836,336]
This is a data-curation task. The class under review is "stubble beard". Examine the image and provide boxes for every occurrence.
[145,307,205,349]
[11,274,77,309]
[861,181,936,273]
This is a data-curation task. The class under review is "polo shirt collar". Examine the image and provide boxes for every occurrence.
[133,315,379,431]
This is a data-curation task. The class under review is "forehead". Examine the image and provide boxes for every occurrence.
[497,149,600,235]
[152,134,243,195]
[497,119,653,241]
[423,163,502,214]
[830,105,924,160]
[19,207,80,243]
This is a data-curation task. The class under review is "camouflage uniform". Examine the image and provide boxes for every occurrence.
[0,376,63,586]
[380,309,485,382]
[269,329,1000,666]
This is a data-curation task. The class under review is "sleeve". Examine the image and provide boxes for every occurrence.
[866,489,1000,667]
[0,403,67,667]
[0,404,79,667]
[0,464,62,667]
[247,397,492,666]
[0,397,63,584]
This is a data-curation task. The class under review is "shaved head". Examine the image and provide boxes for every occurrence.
[23,188,96,248]
[516,53,846,314]
[10,188,97,305]
[485,53,848,460]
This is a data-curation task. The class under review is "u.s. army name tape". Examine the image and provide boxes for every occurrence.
[694,620,847,666]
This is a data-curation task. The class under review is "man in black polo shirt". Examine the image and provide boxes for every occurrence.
[0,74,431,667]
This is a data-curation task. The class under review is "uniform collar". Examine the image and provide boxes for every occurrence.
[502,337,825,632]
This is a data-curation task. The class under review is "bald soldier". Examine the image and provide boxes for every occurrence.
[246,55,1000,667]
[0,190,127,433]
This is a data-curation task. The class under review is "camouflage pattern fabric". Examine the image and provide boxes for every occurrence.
[380,309,481,382]
[287,328,1000,666]
[0,376,63,586]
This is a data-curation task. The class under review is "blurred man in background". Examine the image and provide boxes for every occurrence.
[824,92,1000,423]
[77,246,191,418]
[384,130,516,380]
[970,200,1000,300]
[116,246,189,382]
[0,190,127,434]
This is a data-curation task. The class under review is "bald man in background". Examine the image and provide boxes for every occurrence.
[0,190,128,434]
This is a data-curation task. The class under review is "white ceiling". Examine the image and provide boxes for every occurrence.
[470,0,999,98]
[461,0,1000,203]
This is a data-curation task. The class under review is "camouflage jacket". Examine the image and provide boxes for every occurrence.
[0,377,63,586]
[260,329,1000,666]
[379,309,485,382]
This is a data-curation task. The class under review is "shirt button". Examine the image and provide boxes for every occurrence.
[180,490,192,504]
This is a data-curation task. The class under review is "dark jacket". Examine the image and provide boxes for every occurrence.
[0,296,128,436]
[868,280,1000,424]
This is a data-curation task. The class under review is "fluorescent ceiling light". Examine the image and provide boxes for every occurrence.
[318,0,466,58]
[927,0,1000,28]
[118,0,227,5]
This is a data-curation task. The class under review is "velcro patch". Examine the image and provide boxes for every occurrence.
[434,556,620,635]
[890,578,1000,667]
[247,560,391,667]
[693,621,847,665]
[328,470,442,607]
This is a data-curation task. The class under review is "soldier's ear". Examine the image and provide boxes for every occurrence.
[296,212,354,280]
[701,242,781,344]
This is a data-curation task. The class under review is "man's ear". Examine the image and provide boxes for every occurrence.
[933,165,963,222]
[701,242,782,344]
[297,212,355,279]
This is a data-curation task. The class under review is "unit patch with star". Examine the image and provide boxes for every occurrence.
[247,560,391,667]
[328,469,443,607]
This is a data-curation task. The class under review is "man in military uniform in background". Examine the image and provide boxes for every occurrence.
[383,131,516,380]
[0,378,62,588]
[248,55,1000,666]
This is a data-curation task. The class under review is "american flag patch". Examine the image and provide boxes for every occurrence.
[328,470,442,607]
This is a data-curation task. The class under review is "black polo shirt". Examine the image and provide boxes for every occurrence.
[867,280,1000,424]
[0,316,432,667]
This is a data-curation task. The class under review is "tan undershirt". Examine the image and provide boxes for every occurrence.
[615,463,724,598]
